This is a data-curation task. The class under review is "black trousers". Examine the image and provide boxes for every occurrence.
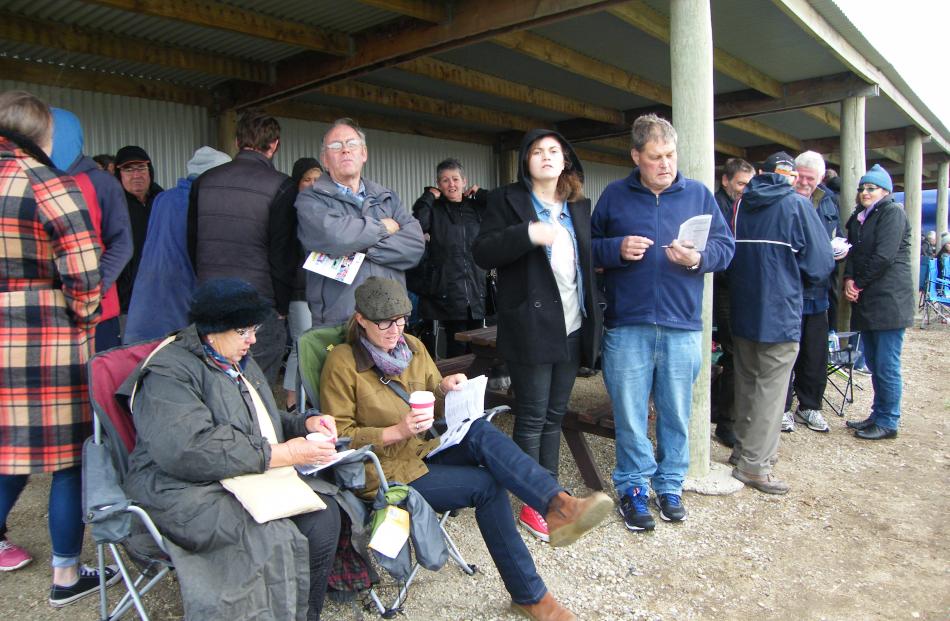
[785,311,829,412]
[291,493,342,621]
[712,281,735,430]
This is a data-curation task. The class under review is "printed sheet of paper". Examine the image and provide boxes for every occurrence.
[368,505,410,559]
[295,449,355,476]
[303,251,365,285]
[831,236,851,258]
[675,214,712,251]
[426,375,487,458]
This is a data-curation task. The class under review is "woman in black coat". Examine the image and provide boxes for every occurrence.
[842,165,914,441]
[472,129,602,543]
[410,158,488,357]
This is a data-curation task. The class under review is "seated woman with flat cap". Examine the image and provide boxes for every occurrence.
[124,278,342,621]
[319,276,613,621]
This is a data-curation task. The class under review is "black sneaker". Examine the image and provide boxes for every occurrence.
[49,564,120,607]
[654,493,688,522]
[617,487,655,531]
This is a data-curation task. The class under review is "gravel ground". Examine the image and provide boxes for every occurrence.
[2,322,948,620]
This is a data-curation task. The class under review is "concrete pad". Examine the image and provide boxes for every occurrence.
[683,461,744,495]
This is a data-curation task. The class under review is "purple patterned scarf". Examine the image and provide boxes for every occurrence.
[359,334,413,376]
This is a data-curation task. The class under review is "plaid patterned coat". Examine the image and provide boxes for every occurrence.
[0,134,102,474]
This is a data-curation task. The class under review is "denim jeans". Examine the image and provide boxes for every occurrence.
[0,465,84,567]
[602,324,701,496]
[506,330,581,479]
[861,328,905,430]
[413,418,562,605]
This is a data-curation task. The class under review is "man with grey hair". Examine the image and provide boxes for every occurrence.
[295,118,425,327]
[592,114,735,531]
[780,150,842,433]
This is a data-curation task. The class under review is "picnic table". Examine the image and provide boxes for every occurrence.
[454,326,612,490]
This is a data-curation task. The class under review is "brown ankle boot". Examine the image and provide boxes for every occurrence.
[511,592,576,621]
[545,491,613,547]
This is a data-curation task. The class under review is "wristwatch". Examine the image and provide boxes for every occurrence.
[686,255,702,271]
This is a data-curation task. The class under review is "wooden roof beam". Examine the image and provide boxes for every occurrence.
[608,0,842,130]
[238,0,628,108]
[0,57,212,107]
[0,12,270,83]
[317,81,545,132]
[353,0,449,24]
[714,73,878,123]
[81,0,351,55]
[266,101,494,145]
[397,57,624,125]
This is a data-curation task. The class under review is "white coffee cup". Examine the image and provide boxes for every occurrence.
[409,390,435,431]
[306,432,336,444]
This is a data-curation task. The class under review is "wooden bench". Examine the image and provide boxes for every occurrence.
[562,404,614,491]
[435,353,476,377]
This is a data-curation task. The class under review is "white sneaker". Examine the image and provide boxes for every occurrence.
[781,410,795,432]
[795,408,830,432]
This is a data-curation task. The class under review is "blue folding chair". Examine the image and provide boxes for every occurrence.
[921,257,950,328]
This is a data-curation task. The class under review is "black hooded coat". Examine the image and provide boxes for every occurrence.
[472,129,603,367]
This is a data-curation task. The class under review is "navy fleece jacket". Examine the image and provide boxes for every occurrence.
[591,170,734,330]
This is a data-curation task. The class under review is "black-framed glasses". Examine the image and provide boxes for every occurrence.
[372,316,409,331]
[858,185,881,193]
[234,324,263,338]
[324,139,363,152]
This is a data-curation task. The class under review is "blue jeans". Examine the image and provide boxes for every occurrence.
[507,330,581,479]
[861,329,905,430]
[0,466,84,567]
[603,325,702,496]
[413,418,562,605]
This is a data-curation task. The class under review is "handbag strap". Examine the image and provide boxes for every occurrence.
[239,374,279,444]
[373,365,411,405]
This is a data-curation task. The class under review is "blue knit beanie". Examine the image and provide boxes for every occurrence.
[859,164,892,192]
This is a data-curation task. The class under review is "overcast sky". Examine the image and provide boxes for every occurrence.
[834,0,950,128]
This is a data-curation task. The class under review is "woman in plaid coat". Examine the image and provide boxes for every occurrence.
[0,91,111,606]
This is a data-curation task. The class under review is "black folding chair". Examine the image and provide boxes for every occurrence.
[824,331,864,417]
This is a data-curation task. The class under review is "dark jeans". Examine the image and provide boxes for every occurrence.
[95,316,122,352]
[0,465,84,567]
[506,330,581,478]
[251,309,288,385]
[413,418,562,605]
[784,311,829,412]
[291,493,341,621]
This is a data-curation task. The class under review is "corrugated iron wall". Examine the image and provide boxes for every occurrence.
[582,160,631,207]
[274,117,497,207]
[0,80,211,189]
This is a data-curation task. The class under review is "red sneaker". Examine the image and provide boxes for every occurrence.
[518,505,550,542]
[0,538,32,571]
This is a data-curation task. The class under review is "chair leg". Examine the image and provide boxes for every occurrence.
[97,543,109,621]
[439,512,476,575]
[108,543,151,621]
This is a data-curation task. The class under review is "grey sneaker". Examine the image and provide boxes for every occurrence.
[781,410,795,432]
[795,408,829,432]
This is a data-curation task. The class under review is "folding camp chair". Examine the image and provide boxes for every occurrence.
[296,326,507,618]
[920,257,950,328]
[824,331,864,417]
[84,339,174,621]
[85,339,395,620]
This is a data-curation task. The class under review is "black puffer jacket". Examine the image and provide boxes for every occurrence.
[843,195,915,331]
[409,189,488,320]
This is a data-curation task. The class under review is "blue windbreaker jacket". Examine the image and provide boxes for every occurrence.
[591,170,734,330]
[727,173,835,343]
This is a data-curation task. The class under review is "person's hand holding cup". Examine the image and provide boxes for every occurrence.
[408,390,435,434]
[305,431,338,464]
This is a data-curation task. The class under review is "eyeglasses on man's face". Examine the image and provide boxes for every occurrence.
[234,324,263,338]
[372,316,409,331]
[119,163,149,175]
[324,138,364,153]
[858,185,881,194]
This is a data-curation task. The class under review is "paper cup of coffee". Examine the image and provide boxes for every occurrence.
[409,390,435,431]
[306,432,336,444]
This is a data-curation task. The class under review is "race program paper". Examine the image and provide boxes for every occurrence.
[303,251,365,285]
[426,375,488,458]
[674,214,712,251]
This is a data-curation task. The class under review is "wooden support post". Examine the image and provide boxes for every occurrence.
[904,127,923,292]
[937,161,949,239]
[837,96,865,332]
[217,109,238,157]
[671,0,714,480]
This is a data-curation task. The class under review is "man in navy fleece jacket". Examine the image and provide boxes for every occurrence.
[592,114,734,532]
